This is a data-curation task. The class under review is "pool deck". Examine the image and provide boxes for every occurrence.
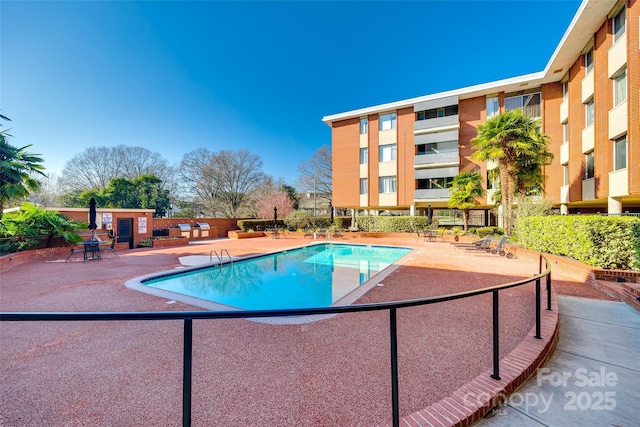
[0,234,613,426]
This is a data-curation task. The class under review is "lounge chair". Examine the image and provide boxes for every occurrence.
[490,236,513,258]
[465,234,494,251]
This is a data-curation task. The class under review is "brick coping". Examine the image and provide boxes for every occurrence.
[381,286,559,427]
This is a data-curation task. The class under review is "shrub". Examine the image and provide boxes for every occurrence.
[518,215,640,270]
[237,219,285,231]
[355,216,431,232]
[475,226,504,238]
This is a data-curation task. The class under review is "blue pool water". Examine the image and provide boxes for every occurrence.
[143,243,411,310]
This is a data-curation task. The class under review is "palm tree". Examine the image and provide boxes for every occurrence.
[0,131,47,219]
[471,109,551,235]
[448,171,484,232]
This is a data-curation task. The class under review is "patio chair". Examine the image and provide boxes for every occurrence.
[65,242,84,262]
[100,239,119,259]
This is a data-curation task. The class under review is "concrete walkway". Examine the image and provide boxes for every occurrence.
[475,295,640,426]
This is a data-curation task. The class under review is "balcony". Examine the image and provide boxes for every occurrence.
[608,37,627,78]
[582,126,594,153]
[582,178,595,200]
[560,185,570,204]
[560,142,569,165]
[560,99,569,123]
[609,169,628,197]
[415,188,451,200]
[414,151,458,166]
[581,72,594,103]
[414,115,459,134]
[608,101,627,140]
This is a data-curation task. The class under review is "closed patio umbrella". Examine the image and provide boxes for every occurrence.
[329,201,334,224]
[427,204,433,226]
[274,207,277,228]
[88,197,97,231]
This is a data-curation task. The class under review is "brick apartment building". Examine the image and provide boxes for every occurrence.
[323,0,638,223]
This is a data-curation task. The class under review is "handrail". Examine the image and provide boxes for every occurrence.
[1,254,553,427]
[209,249,221,264]
[209,248,232,265]
[220,248,232,265]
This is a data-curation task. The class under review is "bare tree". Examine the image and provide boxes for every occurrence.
[59,145,169,192]
[30,172,62,208]
[296,145,332,202]
[178,148,268,218]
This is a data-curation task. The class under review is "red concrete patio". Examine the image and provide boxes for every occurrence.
[0,234,611,426]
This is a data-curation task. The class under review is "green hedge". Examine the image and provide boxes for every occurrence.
[355,216,433,232]
[474,227,504,238]
[237,219,286,231]
[238,216,353,231]
[518,215,640,270]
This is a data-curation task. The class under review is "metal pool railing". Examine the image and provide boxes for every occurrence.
[1,255,553,427]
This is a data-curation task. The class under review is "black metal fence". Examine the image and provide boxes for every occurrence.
[1,255,552,427]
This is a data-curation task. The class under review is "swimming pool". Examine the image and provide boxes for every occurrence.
[141,243,411,310]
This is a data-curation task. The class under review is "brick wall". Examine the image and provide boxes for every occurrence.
[622,282,640,313]
[568,58,585,202]
[368,114,380,207]
[458,95,485,174]
[542,82,563,204]
[331,117,360,208]
[397,107,415,207]
[593,20,613,199]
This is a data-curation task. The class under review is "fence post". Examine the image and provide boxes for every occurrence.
[535,279,542,339]
[389,308,400,427]
[183,319,193,427]
[491,290,501,380]
[546,271,552,311]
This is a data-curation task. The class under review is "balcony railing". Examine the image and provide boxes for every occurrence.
[414,151,458,165]
[415,188,451,200]
[1,257,552,427]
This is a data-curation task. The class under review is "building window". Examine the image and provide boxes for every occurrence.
[505,92,541,117]
[584,48,593,74]
[415,105,458,121]
[585,99,594,127]
[359,148,368,164]
[379,112,396,131]
[360,178,368,194]
[486,96,499,117]
[415,177,453,190]
[614,68,627,107]
[613,6,626,43]
[360,118,368,134]
[379,176,397,193]
[379,144,396,162]
[563,164,569,186]
[563,122,569,144]
[614,135,627,170]
[585,151,594,179]
[562,81,569,102]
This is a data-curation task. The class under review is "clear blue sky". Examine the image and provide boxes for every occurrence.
[2,0,581,185]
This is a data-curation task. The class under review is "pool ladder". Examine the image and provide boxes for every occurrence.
[209,249,233,266]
